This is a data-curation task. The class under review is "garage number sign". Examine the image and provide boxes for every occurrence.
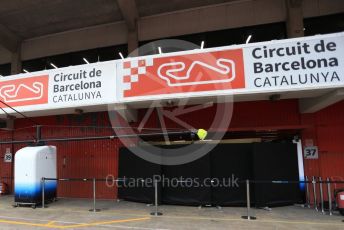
[304,146,318,159]
[4,148,12,162]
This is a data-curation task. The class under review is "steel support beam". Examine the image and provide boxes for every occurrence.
[0,23,20,53]
[117,0,139,56]
[10,45,22,74]
[286,0,304,38]
[0,23,22,73]
[0,130,193,144]
[117,0,139,31]
[127,30,138,55]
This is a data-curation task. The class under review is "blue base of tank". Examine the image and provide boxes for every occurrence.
[14,181,57,204]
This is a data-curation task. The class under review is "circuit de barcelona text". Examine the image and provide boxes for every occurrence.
[52,68,103,103]
[250,39,342,88]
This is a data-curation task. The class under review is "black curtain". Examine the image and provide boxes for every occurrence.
[118,143,301,207]
[162,149,211,206]
[252,142,301,207]
[118,146,162,204]
[211,144,253,206]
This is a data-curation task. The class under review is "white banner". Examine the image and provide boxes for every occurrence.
[0,32,343,115]
[0,61,117,114]
[115,32,344,103]
[244,34,344,91]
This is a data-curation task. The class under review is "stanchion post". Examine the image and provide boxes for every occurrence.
[305,176,310,208]
[89,178,100,212]
[241,180,256,220]
[150,178,162,216]
[92,178,97,212]
[326,178,332,216]
[319,177,325,214]
[42,177,45,208]
[312,176,318,211]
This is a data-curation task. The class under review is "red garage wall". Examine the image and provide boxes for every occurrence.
[0,131,13,192]
[0,99,343,199]
[1,112,121,199]
[301,101,344,187]
[136,99,301,131]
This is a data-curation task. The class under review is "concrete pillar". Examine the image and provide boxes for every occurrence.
[127,27,138,57]
[10,45,22,74]
[286,0,304,38]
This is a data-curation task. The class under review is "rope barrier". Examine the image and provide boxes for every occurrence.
[37,176,344,218]
[40,177,344,184]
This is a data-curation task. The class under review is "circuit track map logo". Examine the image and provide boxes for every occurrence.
[0,75,49,107]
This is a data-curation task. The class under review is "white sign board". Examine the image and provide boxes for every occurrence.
[0,61,117,114]
[116,32,344,102]
[244,36,343,91]
[0,32,344,114]
[304,146,319,159]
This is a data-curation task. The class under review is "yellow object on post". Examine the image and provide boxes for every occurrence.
[197,129,208,140]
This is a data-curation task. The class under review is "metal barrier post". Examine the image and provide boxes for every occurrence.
[312,176,318,211]
[319,177,325,214]
[89,178,100,212]
[241,180,256,220]
[150,178,162,216]
[326,178,332,216]
[305,176,310,208]
[41,177,45,208]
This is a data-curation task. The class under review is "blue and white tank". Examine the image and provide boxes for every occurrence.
[14,146,57,204]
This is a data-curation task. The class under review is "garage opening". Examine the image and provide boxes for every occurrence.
[118,130,304,207]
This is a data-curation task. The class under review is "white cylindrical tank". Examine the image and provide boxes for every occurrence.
[14,146,57,205]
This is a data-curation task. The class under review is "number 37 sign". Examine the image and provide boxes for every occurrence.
[304,146,319,159]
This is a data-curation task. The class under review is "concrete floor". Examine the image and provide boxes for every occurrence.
[0,195,342,229]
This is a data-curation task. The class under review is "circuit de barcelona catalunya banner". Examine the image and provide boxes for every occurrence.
[116,32,344,102]
[0,61,116,113]
[0,32,343,115]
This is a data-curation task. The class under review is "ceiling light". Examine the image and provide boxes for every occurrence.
[246,35,252,44]
[119,52,124,59]
[200,41,205,49]
[83,58,89,64]
[50,63,58,69]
